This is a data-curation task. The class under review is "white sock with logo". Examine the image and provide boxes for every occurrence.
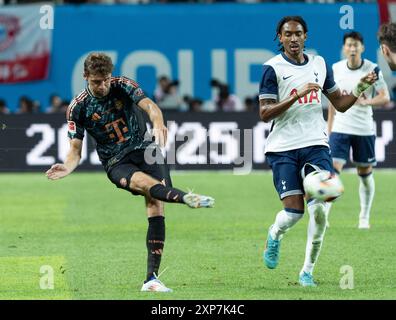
[270,209,303,241]
[359,173,375,221]
[301,200,329,275]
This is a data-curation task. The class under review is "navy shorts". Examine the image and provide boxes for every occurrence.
[266,145,334,200]
[329,132,376,167]
[106,147,172,196]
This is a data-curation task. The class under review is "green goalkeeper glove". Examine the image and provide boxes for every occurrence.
[352,81,373,97]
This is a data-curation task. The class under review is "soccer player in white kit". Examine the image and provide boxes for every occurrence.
[259,16,378,287]
[327,32,390,229]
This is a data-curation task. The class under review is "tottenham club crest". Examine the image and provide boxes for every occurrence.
[0,15,20,52]
[314,72,319,83]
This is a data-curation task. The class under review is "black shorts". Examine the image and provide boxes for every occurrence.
[106,147,172,196]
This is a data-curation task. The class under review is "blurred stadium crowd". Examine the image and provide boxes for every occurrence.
[0,76,261,114]
[2,71,394,115]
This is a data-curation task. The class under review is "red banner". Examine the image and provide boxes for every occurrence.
[377,0,396,23]
[0,4,52,83]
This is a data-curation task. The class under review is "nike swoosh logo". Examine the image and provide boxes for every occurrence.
[283,75,292,80]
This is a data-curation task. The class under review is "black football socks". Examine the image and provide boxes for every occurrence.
[149,183,187,203]
[146,216,165,282]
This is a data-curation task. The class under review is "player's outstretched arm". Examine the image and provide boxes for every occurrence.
[357,88,390,107]
[259,83,321,122]
[46,139,83,180]
[326,71,378,113]
[137,97,168,147]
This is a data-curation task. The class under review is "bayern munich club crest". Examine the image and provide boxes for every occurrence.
[0,15,20,52]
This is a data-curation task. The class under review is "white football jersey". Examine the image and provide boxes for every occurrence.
[331,59,388,136]
[259,53,338,153]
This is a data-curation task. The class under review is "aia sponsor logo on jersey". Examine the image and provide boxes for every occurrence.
[68,121,76,134]
[290,89,320,104]
[342,89,366,99]
[0,15,20,52]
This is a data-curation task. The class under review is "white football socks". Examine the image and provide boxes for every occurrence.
[359,173,375,222]
[301,200,328,275]
[325,202,332,227]
[270,209,303,241]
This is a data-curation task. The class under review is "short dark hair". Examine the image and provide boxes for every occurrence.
[378,22,396,52]
[275,16,308,51]
[159,75,169,82]
[343,31,364,45]
[84,52,114,76]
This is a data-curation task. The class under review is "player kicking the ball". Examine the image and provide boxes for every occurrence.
[46,53,214,292]
[327,32,390,229]
[259,16,377,287]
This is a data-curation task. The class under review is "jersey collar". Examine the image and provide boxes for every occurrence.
[346,59,365,70]
[281,52,309,66]
[86,85,108,100]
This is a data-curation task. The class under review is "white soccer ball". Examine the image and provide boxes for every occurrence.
[303,170,344,202]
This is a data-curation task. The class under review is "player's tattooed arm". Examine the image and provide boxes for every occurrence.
[137,97,168,147]
[259,97,297,122]
[46,138,83,180]
[357,88,390,107]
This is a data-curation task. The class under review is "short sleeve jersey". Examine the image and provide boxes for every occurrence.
[259,52,338,153]
[331,59,389,136]
[66,76,151,171]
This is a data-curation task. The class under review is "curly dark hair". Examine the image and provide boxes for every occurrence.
[84,52,114,76]
[274,16,308,52]
[378,22,396,52]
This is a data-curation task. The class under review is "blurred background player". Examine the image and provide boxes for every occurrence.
[378,22,396,71]
[0,99,10,114]
[259,16,377,287]
[327,32,390,229]
[45,52,214,293]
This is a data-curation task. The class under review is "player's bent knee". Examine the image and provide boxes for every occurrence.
[130,172,158,193]
[282,195,305,212]
[357,166,372,176]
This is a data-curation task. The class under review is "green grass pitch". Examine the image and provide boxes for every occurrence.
[1,171,395,300]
